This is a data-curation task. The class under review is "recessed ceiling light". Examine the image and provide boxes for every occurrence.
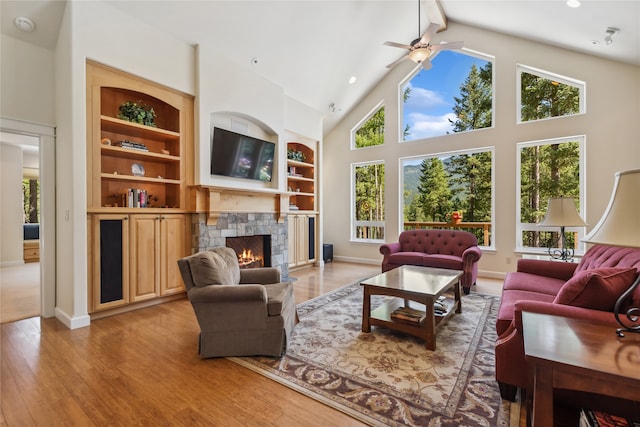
[14,16,35,32]
[349,76,357,84]
[566,0,581,8]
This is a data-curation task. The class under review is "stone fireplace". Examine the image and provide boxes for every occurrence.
[191,212,288,278]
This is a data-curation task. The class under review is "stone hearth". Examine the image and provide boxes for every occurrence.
[191,212,288,278]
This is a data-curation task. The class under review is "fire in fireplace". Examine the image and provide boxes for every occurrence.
[226,235,272,269]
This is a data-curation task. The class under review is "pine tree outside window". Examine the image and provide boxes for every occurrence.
[516,136,585,253]
[352,103,384,149]
[517,65,584,123]
[401,148,494,248]
[400,50,494,141]
[352,161,385,242]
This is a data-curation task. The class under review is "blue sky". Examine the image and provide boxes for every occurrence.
[402,50,490,141]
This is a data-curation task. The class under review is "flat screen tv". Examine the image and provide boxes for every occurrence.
[210,127,275,182]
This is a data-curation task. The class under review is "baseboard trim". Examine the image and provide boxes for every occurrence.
[55,307,91,330]
[333,256,379,266]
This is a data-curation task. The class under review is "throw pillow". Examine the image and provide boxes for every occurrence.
[188,251,233,287]
[553,267,638,311]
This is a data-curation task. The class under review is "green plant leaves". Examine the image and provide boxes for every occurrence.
[118,101,157,127]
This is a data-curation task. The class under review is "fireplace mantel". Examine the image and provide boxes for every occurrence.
[189,186,289,225]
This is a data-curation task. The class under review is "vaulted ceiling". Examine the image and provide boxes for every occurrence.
[2,1,638,132]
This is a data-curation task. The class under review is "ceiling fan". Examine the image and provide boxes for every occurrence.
[384,1,464,70]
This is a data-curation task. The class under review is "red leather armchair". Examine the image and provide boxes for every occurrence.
[379,230,482,294]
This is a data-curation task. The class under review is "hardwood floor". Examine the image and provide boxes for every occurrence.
[1,262,511,426]
[0,262,40,324]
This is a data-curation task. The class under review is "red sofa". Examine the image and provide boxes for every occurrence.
[495,244,640,401]
[379,230,482,294]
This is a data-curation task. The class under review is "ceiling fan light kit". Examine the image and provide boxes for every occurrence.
[408,48,430,63]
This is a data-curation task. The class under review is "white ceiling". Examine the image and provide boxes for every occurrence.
[2,0,639,132]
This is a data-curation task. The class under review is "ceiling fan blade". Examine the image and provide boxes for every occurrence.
[422,58,433,70]
[419,23,440,45]
[384,41,413,50]
[430,41,465,52]
[386,54,409,69]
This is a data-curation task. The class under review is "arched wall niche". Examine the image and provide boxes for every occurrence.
[207,111,282,192]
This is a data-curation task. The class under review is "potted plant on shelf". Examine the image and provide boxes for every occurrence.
[287,148,305,162]
[118,101,157,127]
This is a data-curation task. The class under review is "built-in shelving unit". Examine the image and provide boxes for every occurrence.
[86,61,193,316]
[286,142,316,212]
[286,139,318,269]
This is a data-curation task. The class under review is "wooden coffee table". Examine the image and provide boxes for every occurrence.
[361,265,463,350]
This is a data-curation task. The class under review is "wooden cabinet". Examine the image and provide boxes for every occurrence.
[130,214,187,303]
[23,241,40,263]
[86,61,193,316]
[90,213,187,313]
[288,213,317,268]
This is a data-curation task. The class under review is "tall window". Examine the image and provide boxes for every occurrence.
[352,103,384,149]
[401,148,494,247]
[517,136,585,252]
[401,50,494,141]
[22,178,40,223]
[352,161,385,241]
[517,65,585,123]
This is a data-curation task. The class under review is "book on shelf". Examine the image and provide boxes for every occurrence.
[580,408,640,427]
[126,188,148,208]
[390,306,425,323]
[116,140,148,151]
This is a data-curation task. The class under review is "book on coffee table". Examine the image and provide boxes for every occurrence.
[391,306,425,324]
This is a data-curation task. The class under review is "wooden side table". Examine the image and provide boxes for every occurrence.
[522,312,640,426]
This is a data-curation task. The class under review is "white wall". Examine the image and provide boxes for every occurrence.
[0,35,55,126]
[323,22,640,276]
[0,143,24,265]
[0,34,54,270]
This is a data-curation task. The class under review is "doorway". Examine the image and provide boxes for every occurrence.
[0,117,55,322]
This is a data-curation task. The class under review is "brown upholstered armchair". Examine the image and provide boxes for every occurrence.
[177,247,298,358]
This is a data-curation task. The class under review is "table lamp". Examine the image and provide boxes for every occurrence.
[583,169,640,337]
[538,197,587,261]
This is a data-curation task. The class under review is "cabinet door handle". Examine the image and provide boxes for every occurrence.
[123,217,128,220]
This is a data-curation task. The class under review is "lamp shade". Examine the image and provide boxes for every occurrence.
[538,197,586,227]
[408,48,430,63]
[583,169,640,248]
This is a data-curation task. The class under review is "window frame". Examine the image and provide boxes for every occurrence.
[398,146,496,250]
[398,48,495,143]
[515,135,586,254]
[350,101,385,150]
[516,64,586,124]
[350,160,386,243]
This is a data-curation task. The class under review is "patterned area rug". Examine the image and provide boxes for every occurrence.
[229,281,512,426]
